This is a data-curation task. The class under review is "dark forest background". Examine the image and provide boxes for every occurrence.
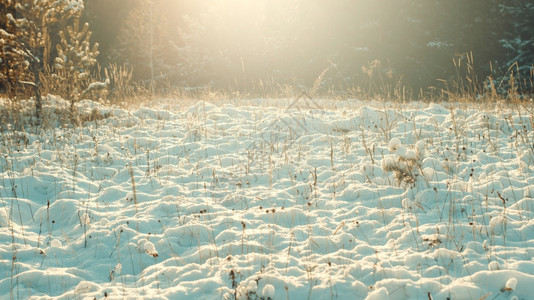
[3,0,534,99]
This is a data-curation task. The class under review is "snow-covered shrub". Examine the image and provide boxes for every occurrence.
[382,138,425,186]
[3,0,84,119]
[54,19,103,111]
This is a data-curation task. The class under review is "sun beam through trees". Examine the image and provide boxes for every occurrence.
[1,0,533,102]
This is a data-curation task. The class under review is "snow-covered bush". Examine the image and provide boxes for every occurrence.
[54,19,103,111]
[2,0,84,118]
[381,138,425,186]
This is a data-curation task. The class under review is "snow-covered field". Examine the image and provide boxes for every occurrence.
[1,96,533,299]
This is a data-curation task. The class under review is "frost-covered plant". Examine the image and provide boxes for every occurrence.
[497,3,534,80]
[3,0,84,119]
[381,138,425,186]
[0,2,27,98]
[54,19,101,111]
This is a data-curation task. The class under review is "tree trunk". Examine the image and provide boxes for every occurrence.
[32,58,42,120]
[149,1,155,97]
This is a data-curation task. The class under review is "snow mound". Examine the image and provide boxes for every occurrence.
[0,98,532,299]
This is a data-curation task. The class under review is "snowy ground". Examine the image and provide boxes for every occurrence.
[0,96,533,299]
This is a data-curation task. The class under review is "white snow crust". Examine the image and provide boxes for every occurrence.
[0,97,533,299]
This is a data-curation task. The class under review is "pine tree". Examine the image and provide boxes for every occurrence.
[494,0,534,94]
[0,0,26,97]
[54,19,100,112]
[3,0,83,119]
[117,0,178,93]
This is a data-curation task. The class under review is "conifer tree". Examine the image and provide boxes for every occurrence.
[117,0,179,91]
[0,0,25,97]
[54,19,100,112]
[495,0,534,92]
[3,0,83,119]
